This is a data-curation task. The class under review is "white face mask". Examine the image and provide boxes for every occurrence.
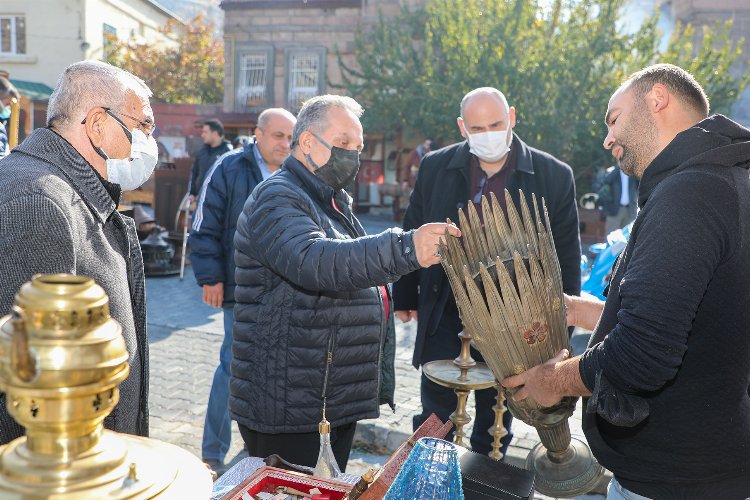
[467,125,512,163]
[101,128,158,191]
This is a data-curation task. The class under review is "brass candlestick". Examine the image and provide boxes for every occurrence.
[438,191,603,496]
[421,328,504,455]
[0,274,212,499]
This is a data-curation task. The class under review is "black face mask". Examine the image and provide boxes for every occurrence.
[305,133,360,191]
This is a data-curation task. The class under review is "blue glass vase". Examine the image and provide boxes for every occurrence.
[384,437,464,500]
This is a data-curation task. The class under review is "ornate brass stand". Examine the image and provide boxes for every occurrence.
[0,274,212,498]
[438,191,603,497]
[421,329,507,457]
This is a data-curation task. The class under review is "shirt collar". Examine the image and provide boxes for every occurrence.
[252,139,274,180]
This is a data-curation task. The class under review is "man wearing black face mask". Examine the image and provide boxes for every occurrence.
[0,61,154,444]
[232,95,462,470]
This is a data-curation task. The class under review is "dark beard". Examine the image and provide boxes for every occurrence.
[617,102,658,178]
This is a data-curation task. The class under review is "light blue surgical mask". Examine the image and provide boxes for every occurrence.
[0,105,10,120]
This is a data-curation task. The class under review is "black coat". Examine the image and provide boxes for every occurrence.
[190,142,263,306]
[392,136,582,367]
[231,156,420,433]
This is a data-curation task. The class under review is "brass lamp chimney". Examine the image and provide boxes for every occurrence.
[0,274,212,498]
[439,192,603,497]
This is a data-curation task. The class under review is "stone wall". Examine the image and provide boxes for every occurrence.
[222,0,425,113]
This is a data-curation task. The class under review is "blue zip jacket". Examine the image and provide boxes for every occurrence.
[190,141,263,306]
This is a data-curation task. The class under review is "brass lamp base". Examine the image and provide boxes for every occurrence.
[0,432,212,499]
[422,359,496,449]
[525,437,603,497]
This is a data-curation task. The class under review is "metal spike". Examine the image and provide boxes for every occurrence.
[489,192,514,261]
[518,190,538,258]
[504,190,528,257]
[481,195,503,260]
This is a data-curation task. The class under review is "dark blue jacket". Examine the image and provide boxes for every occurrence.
[596,165,638,218]
[232,156,419,433]
[190,141,263,307]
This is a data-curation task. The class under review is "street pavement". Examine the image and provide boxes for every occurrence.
[146,209,608,499]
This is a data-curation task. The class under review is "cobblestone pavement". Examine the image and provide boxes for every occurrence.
[146,210,608,498]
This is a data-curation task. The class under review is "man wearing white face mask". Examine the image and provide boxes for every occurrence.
[393,87,581,458]
[0,61,154,444]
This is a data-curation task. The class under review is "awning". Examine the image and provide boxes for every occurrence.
[10,79,54,101]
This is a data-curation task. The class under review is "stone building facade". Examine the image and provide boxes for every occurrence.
[220,0,423,114]
[219,0,750,211]
[220,0,426,211]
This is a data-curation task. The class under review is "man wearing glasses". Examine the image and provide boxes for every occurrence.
[0,60,157,444]
[393,87,581,458]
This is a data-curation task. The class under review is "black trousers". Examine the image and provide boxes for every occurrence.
[238,422,357,473]
[414,299,514,457]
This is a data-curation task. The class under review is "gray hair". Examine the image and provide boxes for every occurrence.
[291,95,363,149]
[460,87,509,118]
[47,60,152,129]
[257,107,296,129]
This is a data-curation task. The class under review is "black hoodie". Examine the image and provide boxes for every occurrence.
[579,115,750,498]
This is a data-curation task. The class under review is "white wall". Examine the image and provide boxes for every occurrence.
[0,0,179,87]
[0,0,83,87]
[84,0,179,62]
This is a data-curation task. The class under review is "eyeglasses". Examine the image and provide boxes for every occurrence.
[81,106,156,138]
[104,107,156,138]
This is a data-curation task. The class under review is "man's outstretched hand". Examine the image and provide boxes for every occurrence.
[413,222,461,267]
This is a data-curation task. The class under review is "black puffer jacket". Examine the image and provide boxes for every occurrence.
[232,156,420,433]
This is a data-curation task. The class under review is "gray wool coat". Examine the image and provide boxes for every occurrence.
[0,128,149,443]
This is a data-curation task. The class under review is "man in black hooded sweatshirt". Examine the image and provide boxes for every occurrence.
[503,64,750,498]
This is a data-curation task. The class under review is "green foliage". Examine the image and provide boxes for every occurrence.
[337,0,749,185]
[105,15,224,104]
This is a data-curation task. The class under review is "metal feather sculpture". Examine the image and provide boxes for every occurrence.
[438,190,603,497]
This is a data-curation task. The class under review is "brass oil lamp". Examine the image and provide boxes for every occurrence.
[0,274,212,498]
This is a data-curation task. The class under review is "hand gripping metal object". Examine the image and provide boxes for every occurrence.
[438,190,603,497]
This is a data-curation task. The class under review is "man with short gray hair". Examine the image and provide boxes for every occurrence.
[0,60,157,443]
[190,107,295,475]
[232,94,460,470]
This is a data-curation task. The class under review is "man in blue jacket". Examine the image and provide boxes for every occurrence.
[190,108,296,474]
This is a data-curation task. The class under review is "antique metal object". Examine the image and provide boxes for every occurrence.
[0,274,212,498]
[421,331,497,450]
[141,227,179,277]
[7,96,20,150]
[438,191,603,496]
